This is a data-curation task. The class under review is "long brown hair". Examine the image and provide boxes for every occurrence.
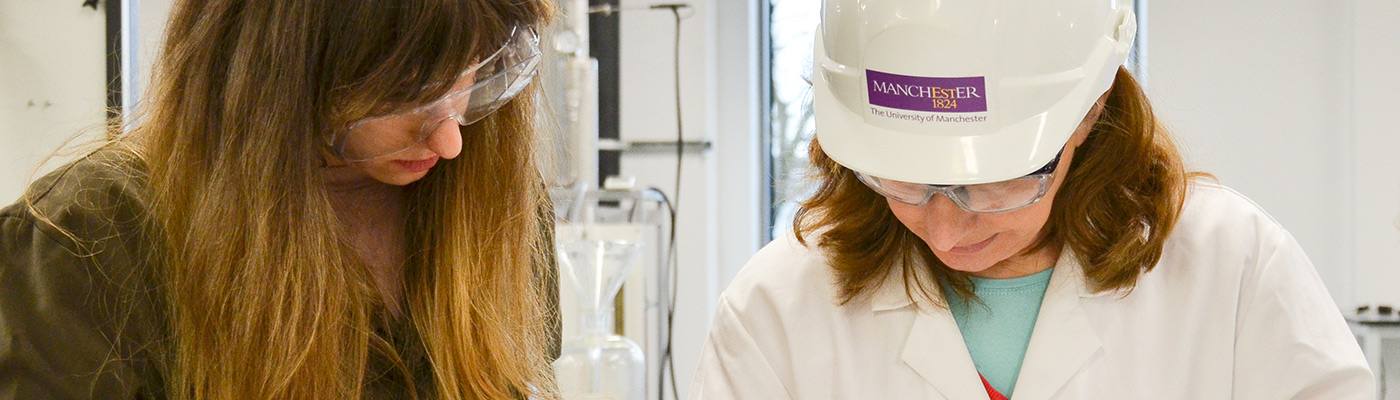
[794,68,1189,306]
[128,0,558,398]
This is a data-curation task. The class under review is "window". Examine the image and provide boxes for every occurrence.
[766,0,821,241]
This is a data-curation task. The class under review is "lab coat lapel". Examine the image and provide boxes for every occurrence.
[1010,251,1105,400]
[901,308,993,400]
[877,264,989,400]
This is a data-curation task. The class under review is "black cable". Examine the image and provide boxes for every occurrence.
[647,186,680,400]
[605,5,687,399]
[651,4,688,400]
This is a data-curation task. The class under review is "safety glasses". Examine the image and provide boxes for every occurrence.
[854,148,1064,214]
[334,25,542,162]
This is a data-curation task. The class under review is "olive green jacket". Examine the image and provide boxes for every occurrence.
[0,151,561,399]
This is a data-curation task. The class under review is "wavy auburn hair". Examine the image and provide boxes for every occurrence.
[795,68,1190,306]
[127,0,559,398]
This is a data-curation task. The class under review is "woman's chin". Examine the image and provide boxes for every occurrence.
[935,255,996,275]
[362,163,432,186]
[374,171,428,186]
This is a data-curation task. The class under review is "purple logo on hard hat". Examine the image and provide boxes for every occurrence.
[867,70,987,113]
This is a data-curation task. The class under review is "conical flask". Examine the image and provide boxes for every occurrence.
[552,239,646,400]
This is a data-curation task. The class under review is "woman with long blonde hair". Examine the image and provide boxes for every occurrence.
[0,0,561,398]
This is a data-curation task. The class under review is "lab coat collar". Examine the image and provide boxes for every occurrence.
[869,248,1111,312]
[1053,248,1083,294]
[901,302,990,400]
[1055,247,1125,299]
[869,259,918,312]
[884,249,1107,400]
[1011,249,1105,400]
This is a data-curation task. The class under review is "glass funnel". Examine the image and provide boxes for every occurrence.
[552,239,646,400]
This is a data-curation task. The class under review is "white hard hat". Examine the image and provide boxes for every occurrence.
[814,0,1137,184]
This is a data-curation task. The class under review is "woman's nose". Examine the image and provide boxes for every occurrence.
[423,118,463,159]
[921,194,976,251]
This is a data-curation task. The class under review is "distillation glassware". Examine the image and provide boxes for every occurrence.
[553,239,647,400]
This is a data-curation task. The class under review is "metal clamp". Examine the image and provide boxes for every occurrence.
[597,138,713,154]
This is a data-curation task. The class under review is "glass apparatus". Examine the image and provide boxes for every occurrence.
[553,239,646,400]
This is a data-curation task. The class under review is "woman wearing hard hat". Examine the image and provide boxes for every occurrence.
[690,0,1373,399]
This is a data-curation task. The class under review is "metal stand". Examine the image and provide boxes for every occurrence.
[1349,315,1400,399]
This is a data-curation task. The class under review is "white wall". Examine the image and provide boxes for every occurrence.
[1350,0,1400,318]
[1148,0,1400,312]
[136,0,174,105]
[1148,0,1400,396]
[0,1,108,204]
[1148,0,1354,304]
[1352,2,1400,396]
[0,0,171,205]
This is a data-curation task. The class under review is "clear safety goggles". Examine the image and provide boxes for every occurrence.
[854,148,1063,214]
[335,25,542,162]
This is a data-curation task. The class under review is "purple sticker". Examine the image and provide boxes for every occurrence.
[867,70,987,113]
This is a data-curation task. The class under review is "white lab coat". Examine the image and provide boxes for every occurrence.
[690,182,1373,399]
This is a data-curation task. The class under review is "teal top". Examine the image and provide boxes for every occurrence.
[947,267,1055,398]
